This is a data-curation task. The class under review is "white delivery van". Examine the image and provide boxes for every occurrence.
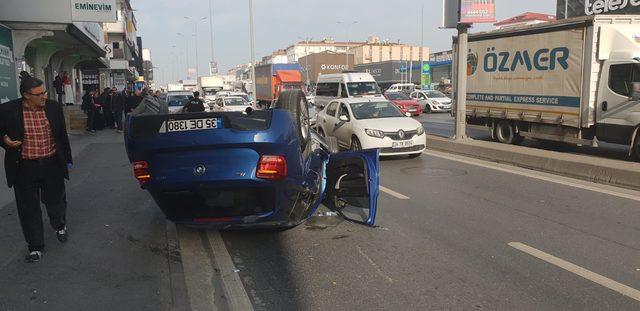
[314,72,383,109]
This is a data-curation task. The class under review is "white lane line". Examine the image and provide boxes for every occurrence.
[424,149,640,203]
[509,242,640,302]
[357,246,393,283]
[380,186,410,200]
[205,230,255,311]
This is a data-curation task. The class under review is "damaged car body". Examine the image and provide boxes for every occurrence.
[124,90,380,228]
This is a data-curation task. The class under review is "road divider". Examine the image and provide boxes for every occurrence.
[509,242,640,302]
[426,135,640,191]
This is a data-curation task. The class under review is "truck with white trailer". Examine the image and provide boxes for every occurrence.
[197,76,225,103]
[453,15,640,160]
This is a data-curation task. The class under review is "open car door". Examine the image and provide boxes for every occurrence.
[324,149,380,226]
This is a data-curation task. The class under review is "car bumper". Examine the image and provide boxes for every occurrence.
[360,134,427,156]
[427,104,452,112]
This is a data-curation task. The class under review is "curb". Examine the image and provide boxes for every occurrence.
[425,135,640,191]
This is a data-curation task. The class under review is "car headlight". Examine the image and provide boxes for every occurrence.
[365,129,385,138]
[416,126,425,136]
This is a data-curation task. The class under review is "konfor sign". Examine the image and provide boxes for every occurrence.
[71,0,116,23]
[557,0,640,19]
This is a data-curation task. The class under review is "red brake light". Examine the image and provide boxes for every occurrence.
[256,155,287,180]
[133,161,151,186]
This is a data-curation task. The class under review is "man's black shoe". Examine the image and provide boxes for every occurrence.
[25,251,42,263]
[56,227,68,243]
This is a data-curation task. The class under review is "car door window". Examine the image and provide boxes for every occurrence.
[326,102,339,117]
[609,63,640,97]
[339,103,350,121]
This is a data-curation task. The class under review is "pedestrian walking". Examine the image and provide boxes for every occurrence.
[111,87,126,133]
[53,72,65,104]
[0,72,73,263]
[81,88,99,133]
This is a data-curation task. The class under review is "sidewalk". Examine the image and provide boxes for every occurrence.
[426,135,640,190]
[0,130,187,310]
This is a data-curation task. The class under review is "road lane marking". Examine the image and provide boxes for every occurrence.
[424,149,640,203]
[380,186,410,200]
[357,246,394,283]
[205,230,254,311]
[509,242,640,302]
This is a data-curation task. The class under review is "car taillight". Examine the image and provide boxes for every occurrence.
[133,161,151,187]
[256,155,287,180]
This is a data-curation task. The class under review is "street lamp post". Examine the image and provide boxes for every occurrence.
[337,21,358,69]
[249,0,256,101]
[298,36,312,89]
[176,33,190,79]
[208,0,216,75]
[185,16,208,79]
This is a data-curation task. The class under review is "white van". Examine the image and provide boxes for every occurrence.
[314,73,383,109]
[385,83,417,95]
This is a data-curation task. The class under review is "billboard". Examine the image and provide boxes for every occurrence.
[460,0,496,23]
[557,0,640,19]
[0,25,17,103]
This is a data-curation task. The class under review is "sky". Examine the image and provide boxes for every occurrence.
[132,0,557,86]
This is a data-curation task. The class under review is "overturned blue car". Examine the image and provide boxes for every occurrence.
[124,90,380,228]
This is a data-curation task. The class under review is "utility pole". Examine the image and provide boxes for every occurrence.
[338,21,358,69]
[177,33,189,79]
[454,23,470,141]
[208,0,215,75]
[420,3,424,88]
[249,0,256,101]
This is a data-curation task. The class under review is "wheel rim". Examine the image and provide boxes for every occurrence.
[497,122,513,142]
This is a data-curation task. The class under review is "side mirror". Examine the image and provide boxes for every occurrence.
[339,115,349,122]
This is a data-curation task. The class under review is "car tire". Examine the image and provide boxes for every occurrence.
[274,90,310,150]
[424,105,432,114]
[350,136,362,151]
[495,120,523,145]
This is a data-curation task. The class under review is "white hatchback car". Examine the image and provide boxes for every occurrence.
[410,90,452,113]
[315,98,426,157]
[211,96,252,112]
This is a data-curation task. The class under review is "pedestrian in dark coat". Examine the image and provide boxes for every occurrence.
[111,88,126,132]
[0,72,73,263]
[81,88,99,133]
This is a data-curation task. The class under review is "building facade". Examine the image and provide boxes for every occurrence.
[349,43,429,66]
[102,0,142,91]
[285,39,365,63]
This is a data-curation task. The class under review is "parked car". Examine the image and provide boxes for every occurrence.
[165,91,192,114]
[385,83,417,95]
[384,92,423,116]
[410,90,452,113]
[314,72,383,110]
[315,98,426,158]
[124,90,381,228]
[211,96,252,112]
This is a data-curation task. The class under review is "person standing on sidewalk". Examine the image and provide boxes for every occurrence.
[53,72,65,104]
[0,72,73,263]
[111,87,126,133]
[81,88,99,133]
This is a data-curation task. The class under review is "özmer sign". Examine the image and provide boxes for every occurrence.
[586,0,640,15]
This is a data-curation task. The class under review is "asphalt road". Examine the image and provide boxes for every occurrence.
[1,131,639,310]
[417,113,633,161]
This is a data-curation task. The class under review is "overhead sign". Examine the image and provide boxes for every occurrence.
[557,0,640,19]
[0,25,17,103]
[442,0,496,28]
[71,0,117,22]
[460,0,497,23]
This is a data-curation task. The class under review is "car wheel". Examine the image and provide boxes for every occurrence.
[350,136,362,151]
[424,105,432,114]
[274,90,310,150]
[495,120,523,145]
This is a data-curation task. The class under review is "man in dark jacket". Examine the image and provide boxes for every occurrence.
[111,87,126,133]
[181,91,206,113]
[125,89,143,113]
[0,73,73,263]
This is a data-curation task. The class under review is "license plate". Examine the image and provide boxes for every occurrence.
[392,141,413,149]
[166,118,221,132]
[408,108,416,112]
